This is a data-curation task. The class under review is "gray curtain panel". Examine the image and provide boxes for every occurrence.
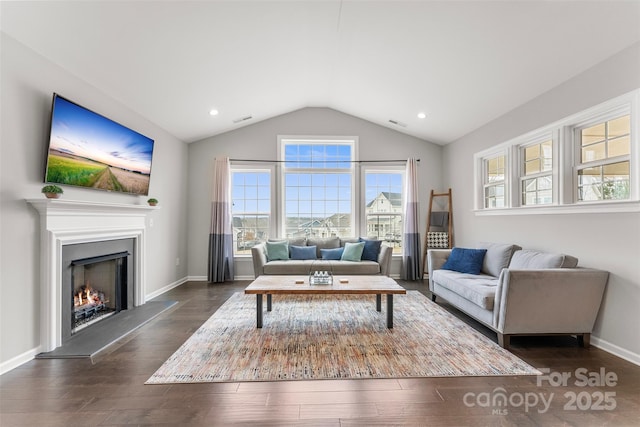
[402,157,422,280]
[208,157,234,283]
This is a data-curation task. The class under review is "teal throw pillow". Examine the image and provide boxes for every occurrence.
[359,238,382,261]
[320,247,344,260]
[290,245,317,260]
[266,241,289,261]
[341,242,365,262]
[441,247,487,275]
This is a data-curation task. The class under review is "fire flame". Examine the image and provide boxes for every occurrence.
[74,284,106,308]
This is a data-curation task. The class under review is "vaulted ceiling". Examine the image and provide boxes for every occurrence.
[2,1,639,145]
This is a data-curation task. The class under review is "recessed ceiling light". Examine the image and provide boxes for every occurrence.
[417,112,427,119]
[209,109,219,116]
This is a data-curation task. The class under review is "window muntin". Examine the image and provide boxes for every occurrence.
[364,170,404,254]
[577,114,631,201]
[231,170,271,255]
[483,154,506,208]
[521,139,553,205]
[281,140,355,239]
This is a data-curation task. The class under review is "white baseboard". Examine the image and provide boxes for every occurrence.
[187,275,208,282]
[0,347,42,376]
[145,276,189,300]
[591,335,640,367]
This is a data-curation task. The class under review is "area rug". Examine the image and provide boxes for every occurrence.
[146,291,539,384]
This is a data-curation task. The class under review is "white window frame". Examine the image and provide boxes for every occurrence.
[474,148,509,210]
[230,163,276,256]
[571,106,634,204]
[277,135,359,238]
[517,130,559,207]
[474,89,640,215]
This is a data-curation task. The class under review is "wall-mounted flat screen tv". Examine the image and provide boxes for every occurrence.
[44,93,155,195]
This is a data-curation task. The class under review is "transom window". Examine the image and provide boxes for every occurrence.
[474,89,638,214]
[577,115,631,201]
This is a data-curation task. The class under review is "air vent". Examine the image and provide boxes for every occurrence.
[232,115,253,124]
[388,119,407,128]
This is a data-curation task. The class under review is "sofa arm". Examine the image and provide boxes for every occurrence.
[251,243,268,278]
[378,245,392,276]
[427,249,452,291]
[493,268,609,334]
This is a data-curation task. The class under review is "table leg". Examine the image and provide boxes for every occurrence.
[256,294,263,328]
[376,294,382,311]
[267,294,272,311]
[386,294,393,328]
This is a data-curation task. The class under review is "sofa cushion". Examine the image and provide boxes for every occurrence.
[359,238,382,261]
[307,237,340,258]
[432,269,498,310]
[265,241,289,261]
[341,242,365,261]
[441,247,487,275]
[509,250,578,269]
[478,242,521,277]
[290,245,317,260]
[320,247,344,260]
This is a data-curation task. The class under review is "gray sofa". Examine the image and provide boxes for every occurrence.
[251,237,392,278]
[427,242,609,348]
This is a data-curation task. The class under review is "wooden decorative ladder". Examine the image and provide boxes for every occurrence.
[422,188,453,277]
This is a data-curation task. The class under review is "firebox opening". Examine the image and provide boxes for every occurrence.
[70,251,129,335]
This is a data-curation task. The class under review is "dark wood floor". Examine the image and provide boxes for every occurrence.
[1,280,639,426]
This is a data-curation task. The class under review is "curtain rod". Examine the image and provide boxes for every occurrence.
[229,159,419,163]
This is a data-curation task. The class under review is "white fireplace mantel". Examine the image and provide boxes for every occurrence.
[27,199,156,352]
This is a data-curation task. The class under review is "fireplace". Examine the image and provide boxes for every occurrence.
[28,199,153,352]
[61,239,135,342]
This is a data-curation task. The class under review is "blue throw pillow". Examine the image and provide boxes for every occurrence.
[320,247,344,260]
[265,241,289,261]
[441,247,487,275]
[359,238,382,261]
[290,245,317,260]
[341,242,365,262]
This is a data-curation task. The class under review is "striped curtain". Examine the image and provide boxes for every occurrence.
[208,157,234,283]
[402,157,422,280]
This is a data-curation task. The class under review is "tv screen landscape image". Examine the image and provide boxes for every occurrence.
[45,94,155,195]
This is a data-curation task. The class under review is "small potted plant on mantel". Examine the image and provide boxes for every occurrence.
[147,198,158,206]
[41,184,63,199]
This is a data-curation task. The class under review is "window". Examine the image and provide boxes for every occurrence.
[474,89,638,214]
[364,169,404,254]
[577,115,631,201]
[483,154,506,208]
[231,169,271,255]
[280,138,355,239]
[521,139,553,205]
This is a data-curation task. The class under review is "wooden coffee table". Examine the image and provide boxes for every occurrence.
[244,275,406,329]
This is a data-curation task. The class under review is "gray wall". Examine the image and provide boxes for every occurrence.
[443,42,640,361]
[0,34,190,367]
[187,107,443,279]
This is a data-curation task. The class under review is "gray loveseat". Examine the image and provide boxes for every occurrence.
[427,242,609,348]
[251,237,392,278]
